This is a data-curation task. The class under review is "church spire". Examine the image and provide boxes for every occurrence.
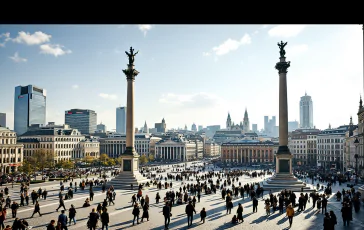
[349,116,353,126]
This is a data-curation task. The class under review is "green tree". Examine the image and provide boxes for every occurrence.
[115,157,122,166]
[139,155,148,164]
[106,158,116,166]
[83,156,94,164]
[62,160,74,169]
[18,159,35,175]
[32,149,54,172]
[148,154,155,162]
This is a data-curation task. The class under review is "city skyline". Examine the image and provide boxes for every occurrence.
[0,25,363,131]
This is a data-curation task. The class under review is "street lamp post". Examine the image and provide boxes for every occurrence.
[354,138,360,184]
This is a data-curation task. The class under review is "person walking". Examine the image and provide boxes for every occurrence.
[56,197,67,212]
[226,200,233,214]
[141,203,149,222]
[341,202,350,226]
[237,203,244,223]
[200,207,206,224]
[89,188,94,201]
[46,220,56,230]
[329,210,337,229]
[286,204,295,228]
[323,212,333,230]
[185,201,196,227]
[88,208,99,230]
[68,204,77,225]
[101,207,109,230]
[31,201,42,217]
[322,196,328,214]
[132,204,140,225]
[252,196,258,213]
[10,201,19,218]
[57,210,68,230]
[163,202,171,229]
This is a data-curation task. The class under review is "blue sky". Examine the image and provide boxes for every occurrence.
[0,25,362,131]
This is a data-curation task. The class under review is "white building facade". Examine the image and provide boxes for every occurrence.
[0,127,24,173]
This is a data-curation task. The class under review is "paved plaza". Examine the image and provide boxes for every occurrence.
[2,164,364,230]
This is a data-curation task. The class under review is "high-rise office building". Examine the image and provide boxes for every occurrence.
[14,85,46,135]
[96,123,106,133]
[288,121,299,132]
[65,109,97,134]
[191,123,197,132]
[116,106,127,134]
[300,92,313,128]
[0,113,6,127]
[198,125,203,131]
[264,116,269,132]
[252,124,258,132]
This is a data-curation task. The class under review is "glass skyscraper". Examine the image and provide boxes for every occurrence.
[14,85,46,135]
[116,106,127,134]
[300,92,313,128]
[65,109,97,135]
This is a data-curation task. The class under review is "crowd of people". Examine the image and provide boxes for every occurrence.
[0,162,362,229]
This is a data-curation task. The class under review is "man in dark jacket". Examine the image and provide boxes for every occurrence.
[185,201,196,227]
[163,202,171,229]
[322,196,328,214]
[89,208,99,230]
[101,207,110,230]
[46,220,56,230]
[132,204,140,225]
[252,196,258,213]
[57,210,68,230]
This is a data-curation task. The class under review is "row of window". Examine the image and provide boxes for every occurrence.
[0,132,16,137]
[0,148,22,154]
[0,138,18,144]
[0,158,21,163]
[317,139,344,143]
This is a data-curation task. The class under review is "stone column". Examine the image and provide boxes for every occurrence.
[125,77,135,153]
[275,45,291,155]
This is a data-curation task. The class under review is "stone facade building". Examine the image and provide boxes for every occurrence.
[221,140,278,164]
[99,133,162,158]
[0,127,23,173]
[288,129,320,167]
[18,123,99,163]
[204,141,221,157]
[317,125,349,172]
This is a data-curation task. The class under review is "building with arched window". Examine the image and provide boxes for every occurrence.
[0,127,24,173]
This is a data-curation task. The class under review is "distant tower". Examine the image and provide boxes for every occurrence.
[328,123,331,129]
[226,112,232,130]
[191,123,197,131]
[300,92,313,128]
[143,121,149,134]
[184,124,187,130]
[243,108,250,132]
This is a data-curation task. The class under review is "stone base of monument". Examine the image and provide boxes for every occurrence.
[108,171,149,190]
[107,151,149,190]
[263,173,314,192]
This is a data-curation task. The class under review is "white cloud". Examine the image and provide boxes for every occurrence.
[99,93,118,100]
[159,92,223,109]
[40,44,72,57]
[0,32,11,47]
[138,25,153,36]
[72,84,79,89]
[268,25,306,38]
[212,34,251,56]
[13,31,51,45]
[253,30,259,35]
[286,44,308,57]
[9,52,27,63]
[202,52,210,56]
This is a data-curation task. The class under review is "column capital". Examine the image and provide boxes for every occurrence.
[275,61,291,74]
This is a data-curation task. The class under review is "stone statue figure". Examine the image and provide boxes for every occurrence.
[125,46,139,65]
[277,41,287,58]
